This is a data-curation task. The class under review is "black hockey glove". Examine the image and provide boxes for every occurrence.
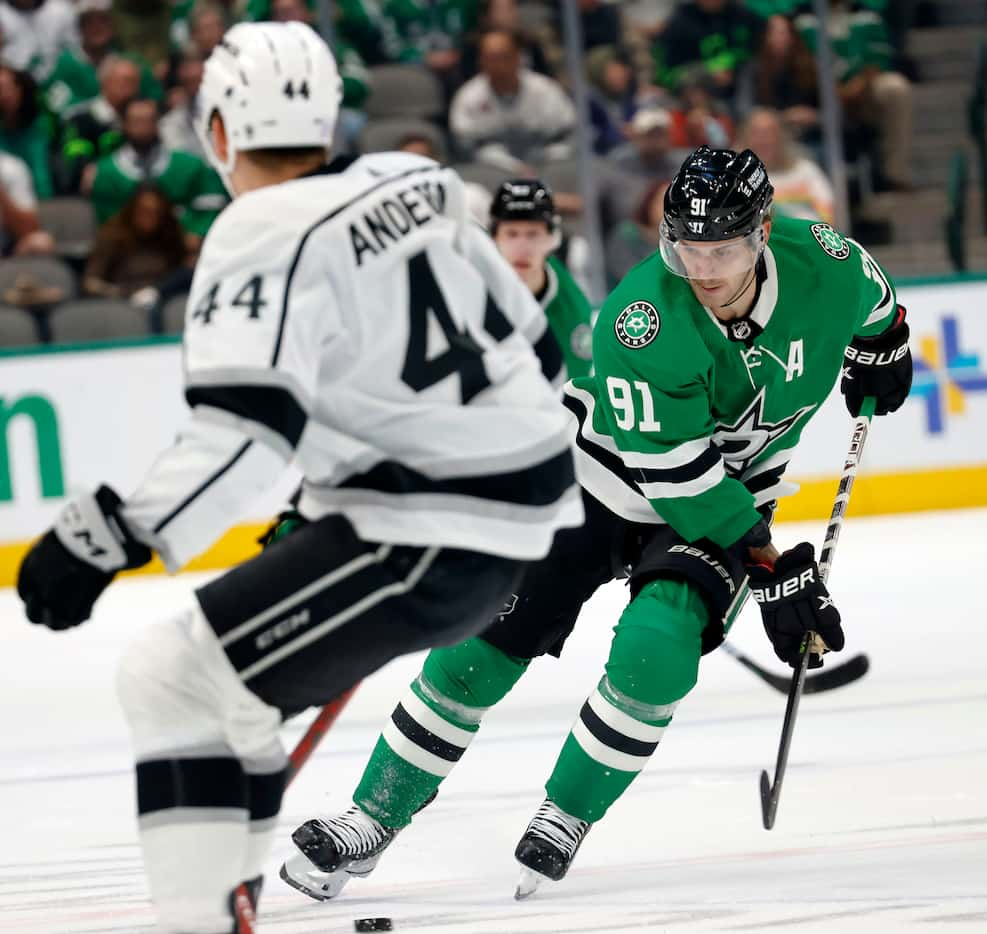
[746,542,844,669]
[17,485,152,630]
[841,306,912,417]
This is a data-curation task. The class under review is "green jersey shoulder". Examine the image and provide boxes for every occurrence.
[543,254,594,379]
[565,215,897,547]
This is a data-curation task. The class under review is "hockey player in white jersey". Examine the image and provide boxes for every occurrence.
[15,22,582,934]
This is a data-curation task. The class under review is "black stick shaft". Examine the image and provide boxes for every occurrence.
[760,398,876,828]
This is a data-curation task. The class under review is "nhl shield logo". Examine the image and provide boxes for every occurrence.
[730,319,753,341]
[614,301,660,349]
[810,223,850,260]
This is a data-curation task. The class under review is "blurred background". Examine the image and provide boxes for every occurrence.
[0,0,984,345]
[0,0,985,561]
[1,9,985,928]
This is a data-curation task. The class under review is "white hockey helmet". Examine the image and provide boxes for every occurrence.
[196,22,342,192]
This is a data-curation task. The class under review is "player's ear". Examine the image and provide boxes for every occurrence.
[210,112,229,163]
[762,216,773,243]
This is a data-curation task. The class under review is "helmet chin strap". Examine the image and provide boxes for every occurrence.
[719,264,758,308]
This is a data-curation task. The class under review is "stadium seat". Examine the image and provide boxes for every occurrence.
[452,161,510,192]
[36,198,97,259]
[48,299,148,343]
[361,118,448,161]
[0,256,78,307]
[161,293,189,335]
[945,149,968,271]
[365,65,444,119]
[0,304,43,347]
[538,158,582,195]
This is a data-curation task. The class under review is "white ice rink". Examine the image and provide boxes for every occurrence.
[1,509,985,933]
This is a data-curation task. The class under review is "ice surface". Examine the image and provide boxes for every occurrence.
[2,510,985,932]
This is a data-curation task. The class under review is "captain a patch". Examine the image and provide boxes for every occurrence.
[614,301,660,349]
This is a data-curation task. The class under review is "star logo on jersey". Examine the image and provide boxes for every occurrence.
[817,594,836,611]
[570,323,593,361]
[712,388,816,475]
[614,301,660,349]
[811,223,850,260]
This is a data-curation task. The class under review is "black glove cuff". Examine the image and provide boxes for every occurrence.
[737,517,772,551]
[847,306,909,356]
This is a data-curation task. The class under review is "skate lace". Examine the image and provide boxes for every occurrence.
[316,807,387,858]
[527,801,589,858]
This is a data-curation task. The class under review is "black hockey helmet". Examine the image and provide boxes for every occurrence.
[489,178,558,233]
[662,146,774,243]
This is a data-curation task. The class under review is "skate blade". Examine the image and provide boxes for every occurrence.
[279,858,351,902]
[514,866,548,900]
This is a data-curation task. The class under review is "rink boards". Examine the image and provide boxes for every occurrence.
[0,274,985,584]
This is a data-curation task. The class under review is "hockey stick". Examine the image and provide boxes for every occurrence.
[720,638,869,695]
[286,685,360,786]
[232,686,360,932]
[759,397,876,830]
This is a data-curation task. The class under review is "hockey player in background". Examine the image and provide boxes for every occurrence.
[15,22,583,933]
[280,146,913,902]
[488,177,594,382]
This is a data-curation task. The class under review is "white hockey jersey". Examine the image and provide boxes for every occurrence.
[122,152,583,570]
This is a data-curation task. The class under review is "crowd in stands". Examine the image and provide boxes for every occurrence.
[0,0,919,344]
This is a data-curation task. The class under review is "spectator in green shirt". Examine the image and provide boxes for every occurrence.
[794,0,913,189]
[87,97,227,247]
[43,0,162,117]
[57,55,141,194]
[653,0,765,117]
[0,64,53,198]
[337,0,479,98]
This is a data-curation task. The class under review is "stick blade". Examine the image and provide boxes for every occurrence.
[759,769,776,830]
[802,653,870,694]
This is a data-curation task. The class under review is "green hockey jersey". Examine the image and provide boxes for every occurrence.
[90,145,227,236]
[336,0,478,64]
[44,51,162,116]
[543,254,593,380]
[563,216,897,549]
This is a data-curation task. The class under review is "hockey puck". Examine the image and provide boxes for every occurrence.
[354,920,393,932]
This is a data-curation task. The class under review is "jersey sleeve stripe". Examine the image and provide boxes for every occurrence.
[620,438,711,470]
[151,440,253,535]
[532,326,565,385]
[335,447,575,507]
[631,445,723,486]
[185,384,308,449]
[562,389,640,495]
[637,459,725,499]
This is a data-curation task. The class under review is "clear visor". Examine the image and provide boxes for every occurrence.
[659,223,766,281]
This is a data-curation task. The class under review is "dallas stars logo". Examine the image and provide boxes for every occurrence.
[811,223,850,261]
[614,300,660,349]
[713,388,816,475]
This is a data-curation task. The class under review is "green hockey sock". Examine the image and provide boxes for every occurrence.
[355,637,529,827]
[545,578,708,823]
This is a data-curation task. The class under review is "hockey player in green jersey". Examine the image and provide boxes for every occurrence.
[280,146,913,902]
[490,177,594,381]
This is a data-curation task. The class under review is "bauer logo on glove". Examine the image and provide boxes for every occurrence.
[749,565,817,603]
[746,542,845,669]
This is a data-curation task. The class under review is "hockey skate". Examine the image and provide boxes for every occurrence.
[280,806,398,902]
[514,799,591,899]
